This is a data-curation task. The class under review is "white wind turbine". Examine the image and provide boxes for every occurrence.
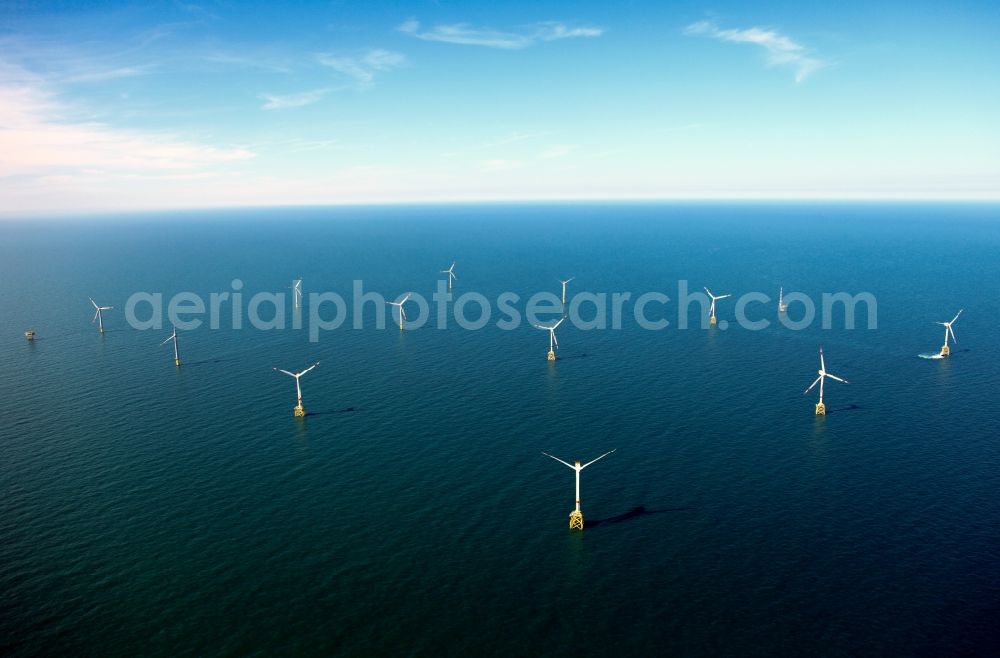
[936,309,963,357]
[89,298,113,334]
[533,317,565,361]
[778,287,788,314]
[290,279,303,310]
[386,293,412,331]
[542,449,616,530]
[160,324,181,366]
[803,347,849,416]
[440,262,457,290]
[704,287,731,326]
[273,361,320,417]
[558,277,574,305]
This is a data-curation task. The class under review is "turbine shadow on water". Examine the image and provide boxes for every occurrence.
[826,404,862,414]
[585,505,691,528]
[179,358,239,367]
[306,407,356,417]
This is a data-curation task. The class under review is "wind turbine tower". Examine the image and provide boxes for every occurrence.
[542,449,616,530]
[273,361,320,417]
[937,309,963,357]
[90,298,113,334]
[803,347,849,416]
[161,325,181,366]
[386,293,412,331]
[533,317,565,361]
[559,277,574,305]
[704,288,731,327]
[440,263,457,290]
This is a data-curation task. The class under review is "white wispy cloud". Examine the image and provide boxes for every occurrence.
[0,73,254,180]
[537,144,574,159]
[684,21,827,82]
[63,65,154,83]
[397,19,603,50]
[482,131,549,148]
[201,53,293,73]
[284,138,339,152]
[317,49,406,85]
[480,159,521,171]
[259,88,330,110]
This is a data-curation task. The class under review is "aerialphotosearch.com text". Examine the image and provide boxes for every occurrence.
[123,279,877,342]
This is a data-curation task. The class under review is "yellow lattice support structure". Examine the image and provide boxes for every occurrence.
[815,402,826,416]
[569,510,584,530]
[294,404,306,417]
[940,344,950,357]
[547,350,556,361]
[709,315,717,326]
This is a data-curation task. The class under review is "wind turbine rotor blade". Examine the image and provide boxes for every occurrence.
[819,348,826,372]
[719,294,732,300]
[92,309,100,323]
[951,309,963,324]
[949,325,957,343]
[803,376,822,394]
[552,332,559,349]
[160,335,173,346]
[581,449,616,469]
[826,373,848,384]
[274,368,296,377]
[89,298,99,309]
[704,287,713,297]
[553,317,565,329]
[541,452,575,469]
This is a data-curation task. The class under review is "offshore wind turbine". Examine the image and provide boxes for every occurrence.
[160,324,181,366]
[778,287,788,314]
[936,309,963,357]
[440,262,457,290]
[558,277,574,305]
[533,317,565,361]
[89,298,113,334]
[273,361,320,417]
[290,279,303,310]
[704,288,731,326]
[803,347,849,416]
[386,293,412,331]
[542,449,616,530]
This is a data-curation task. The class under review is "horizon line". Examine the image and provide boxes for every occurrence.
[3,195,1000,220]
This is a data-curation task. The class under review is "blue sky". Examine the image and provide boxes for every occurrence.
[1,0,998,214]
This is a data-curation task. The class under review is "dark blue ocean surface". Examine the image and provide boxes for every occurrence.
[1,203,998,656]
